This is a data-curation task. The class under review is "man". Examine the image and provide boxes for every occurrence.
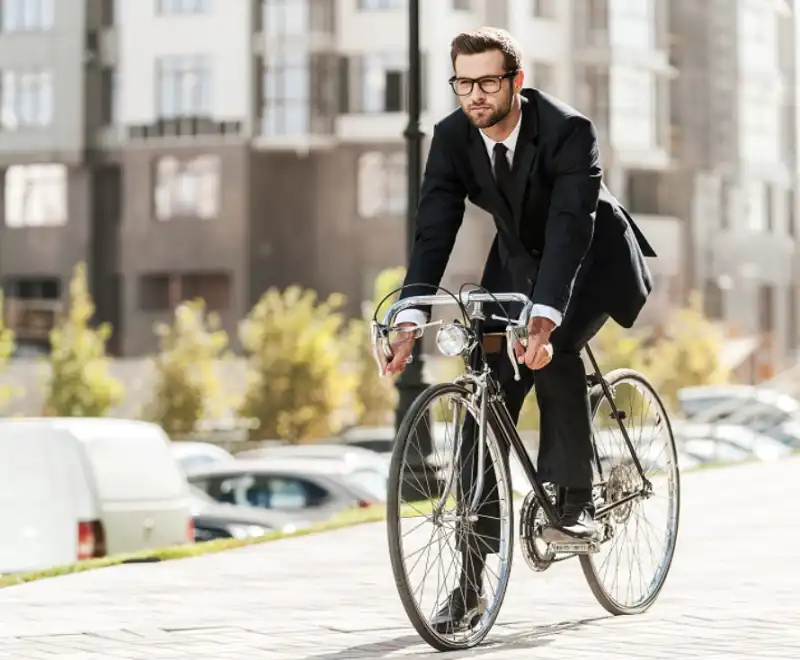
[384,27,656,629]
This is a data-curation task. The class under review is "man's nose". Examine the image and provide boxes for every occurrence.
[469,86,486,104]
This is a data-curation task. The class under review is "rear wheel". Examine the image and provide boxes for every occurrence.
[581,369,681,615]
[386,382,514,651]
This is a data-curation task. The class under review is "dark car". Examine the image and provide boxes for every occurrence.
[188,486,311,542]
[185,458,383,523]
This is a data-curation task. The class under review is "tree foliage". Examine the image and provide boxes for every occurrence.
[43,262,123,417]
[0,292,16,403]
[349,266,406,426]
[146,299,229,437]
[238,286,355,443]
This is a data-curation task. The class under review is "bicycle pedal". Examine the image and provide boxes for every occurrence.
[548,540,600,555]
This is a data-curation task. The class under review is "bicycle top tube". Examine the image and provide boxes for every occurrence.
[380,291,535,330]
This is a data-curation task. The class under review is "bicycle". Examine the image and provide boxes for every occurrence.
[370,286,681,651]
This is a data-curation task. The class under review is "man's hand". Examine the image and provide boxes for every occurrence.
[385,323,419,375]
[513,316,555,371]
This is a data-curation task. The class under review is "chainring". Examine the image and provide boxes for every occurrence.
[519,487,557,572]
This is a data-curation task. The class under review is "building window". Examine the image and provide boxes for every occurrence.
[788,285,798,350]
[610,66,656,150]
[261,53,310,136]
[532,0,555,19]
[263,0,307,35]
[153,155,220,220]
[453,0,470,9]
[0,70,54,129]
[787,189,795,237]
[357,0,404,9]
[261,0,334,34]
[758,284,774,334]
[1,0,54,31]
[139,272,231,311]
[156,0,212,15]
[530,61,556,93]
[575,64,609,139]
[745,181,768,232]
[156,54,212,119]
[610,0,655,51]
[357,151,406,218]
[4,164,67,227]
[358,53,406,114]
[100,68,119,126]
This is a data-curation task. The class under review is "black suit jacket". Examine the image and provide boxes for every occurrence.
[401,88,657,329]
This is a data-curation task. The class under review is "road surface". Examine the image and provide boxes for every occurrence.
[0,457,797,659]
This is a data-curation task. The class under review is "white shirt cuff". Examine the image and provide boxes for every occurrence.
[395,309,428,327]
[530,304,563,328]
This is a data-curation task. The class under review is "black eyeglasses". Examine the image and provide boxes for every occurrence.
[448,71,518,96]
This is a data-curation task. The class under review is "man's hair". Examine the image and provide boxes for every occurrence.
[450,27,523,73]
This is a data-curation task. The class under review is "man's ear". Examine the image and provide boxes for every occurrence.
[514,69,525,93]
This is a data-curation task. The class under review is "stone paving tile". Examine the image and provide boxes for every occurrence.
[0,457,797,659]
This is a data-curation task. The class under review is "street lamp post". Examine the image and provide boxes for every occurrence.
[395,0,437,501]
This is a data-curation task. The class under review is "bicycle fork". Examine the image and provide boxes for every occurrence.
[433,370,490,520]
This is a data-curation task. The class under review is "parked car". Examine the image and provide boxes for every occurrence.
[235,443,389,500]
[0,418,193,574]
[673,421,792,462]
[188,486,310,542]
[186,458,383,523]
[171,441,237,473]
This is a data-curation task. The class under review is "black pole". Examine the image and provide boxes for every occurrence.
[395,0,437,501]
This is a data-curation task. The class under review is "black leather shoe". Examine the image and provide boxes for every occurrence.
[430,586,487,634]
[541,503,599,543]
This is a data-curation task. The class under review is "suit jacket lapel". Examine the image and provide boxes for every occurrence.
[508,94,539,231]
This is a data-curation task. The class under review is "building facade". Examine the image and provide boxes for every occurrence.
[0,0,796,372]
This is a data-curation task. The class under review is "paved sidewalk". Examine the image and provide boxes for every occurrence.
[0,457,797,659]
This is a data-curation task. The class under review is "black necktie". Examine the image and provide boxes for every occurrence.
[493,142,512,204]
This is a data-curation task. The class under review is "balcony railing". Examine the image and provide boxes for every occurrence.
[127,117,243,141]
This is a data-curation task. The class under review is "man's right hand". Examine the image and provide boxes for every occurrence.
[385,323,418,375]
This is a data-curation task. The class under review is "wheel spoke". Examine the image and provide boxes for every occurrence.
[582,371,680,614]
[386,384,514,651]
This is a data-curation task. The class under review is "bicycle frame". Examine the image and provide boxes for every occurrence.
[373,290,653,524]
[458,306,652,525]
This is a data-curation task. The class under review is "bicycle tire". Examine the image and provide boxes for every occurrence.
[581,368,681,615]
[386,382,514,651]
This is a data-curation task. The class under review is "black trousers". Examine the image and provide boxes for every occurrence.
[457,257,609,556]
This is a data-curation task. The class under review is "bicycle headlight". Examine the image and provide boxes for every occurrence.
[435,323,471,357]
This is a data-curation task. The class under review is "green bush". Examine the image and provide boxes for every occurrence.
[43,263,123,417]
[238,285,355,443]
[146,299,229,437]
[0,292,16,403]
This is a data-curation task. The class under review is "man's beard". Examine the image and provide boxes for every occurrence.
[466,99,512,129]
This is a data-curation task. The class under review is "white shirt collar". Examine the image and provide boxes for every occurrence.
[478,109,523,160]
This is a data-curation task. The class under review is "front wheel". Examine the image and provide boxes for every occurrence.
[581,369,681,615]
[386,382,514,651]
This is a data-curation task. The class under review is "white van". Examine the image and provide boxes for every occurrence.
[0,417,193,574]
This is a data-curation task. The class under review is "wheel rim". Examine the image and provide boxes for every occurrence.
[588,375,680,611]
[390,389,513,648]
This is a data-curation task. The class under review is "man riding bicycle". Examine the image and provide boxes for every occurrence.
[383,27,657,631]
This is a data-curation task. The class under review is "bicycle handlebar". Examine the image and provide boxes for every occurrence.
[379,291,535,329]
[370,290,536,382]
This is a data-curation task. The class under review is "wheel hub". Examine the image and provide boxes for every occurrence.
[606,464,636,523]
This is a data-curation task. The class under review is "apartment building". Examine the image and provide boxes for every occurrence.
[0,0,796,368]
[669,0,798,376]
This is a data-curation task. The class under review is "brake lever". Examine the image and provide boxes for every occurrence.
[505,325,528,382]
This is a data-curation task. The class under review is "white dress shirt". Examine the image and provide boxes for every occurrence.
[396,111,564,330]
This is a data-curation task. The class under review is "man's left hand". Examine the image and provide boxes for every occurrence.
[513,316,555,371]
